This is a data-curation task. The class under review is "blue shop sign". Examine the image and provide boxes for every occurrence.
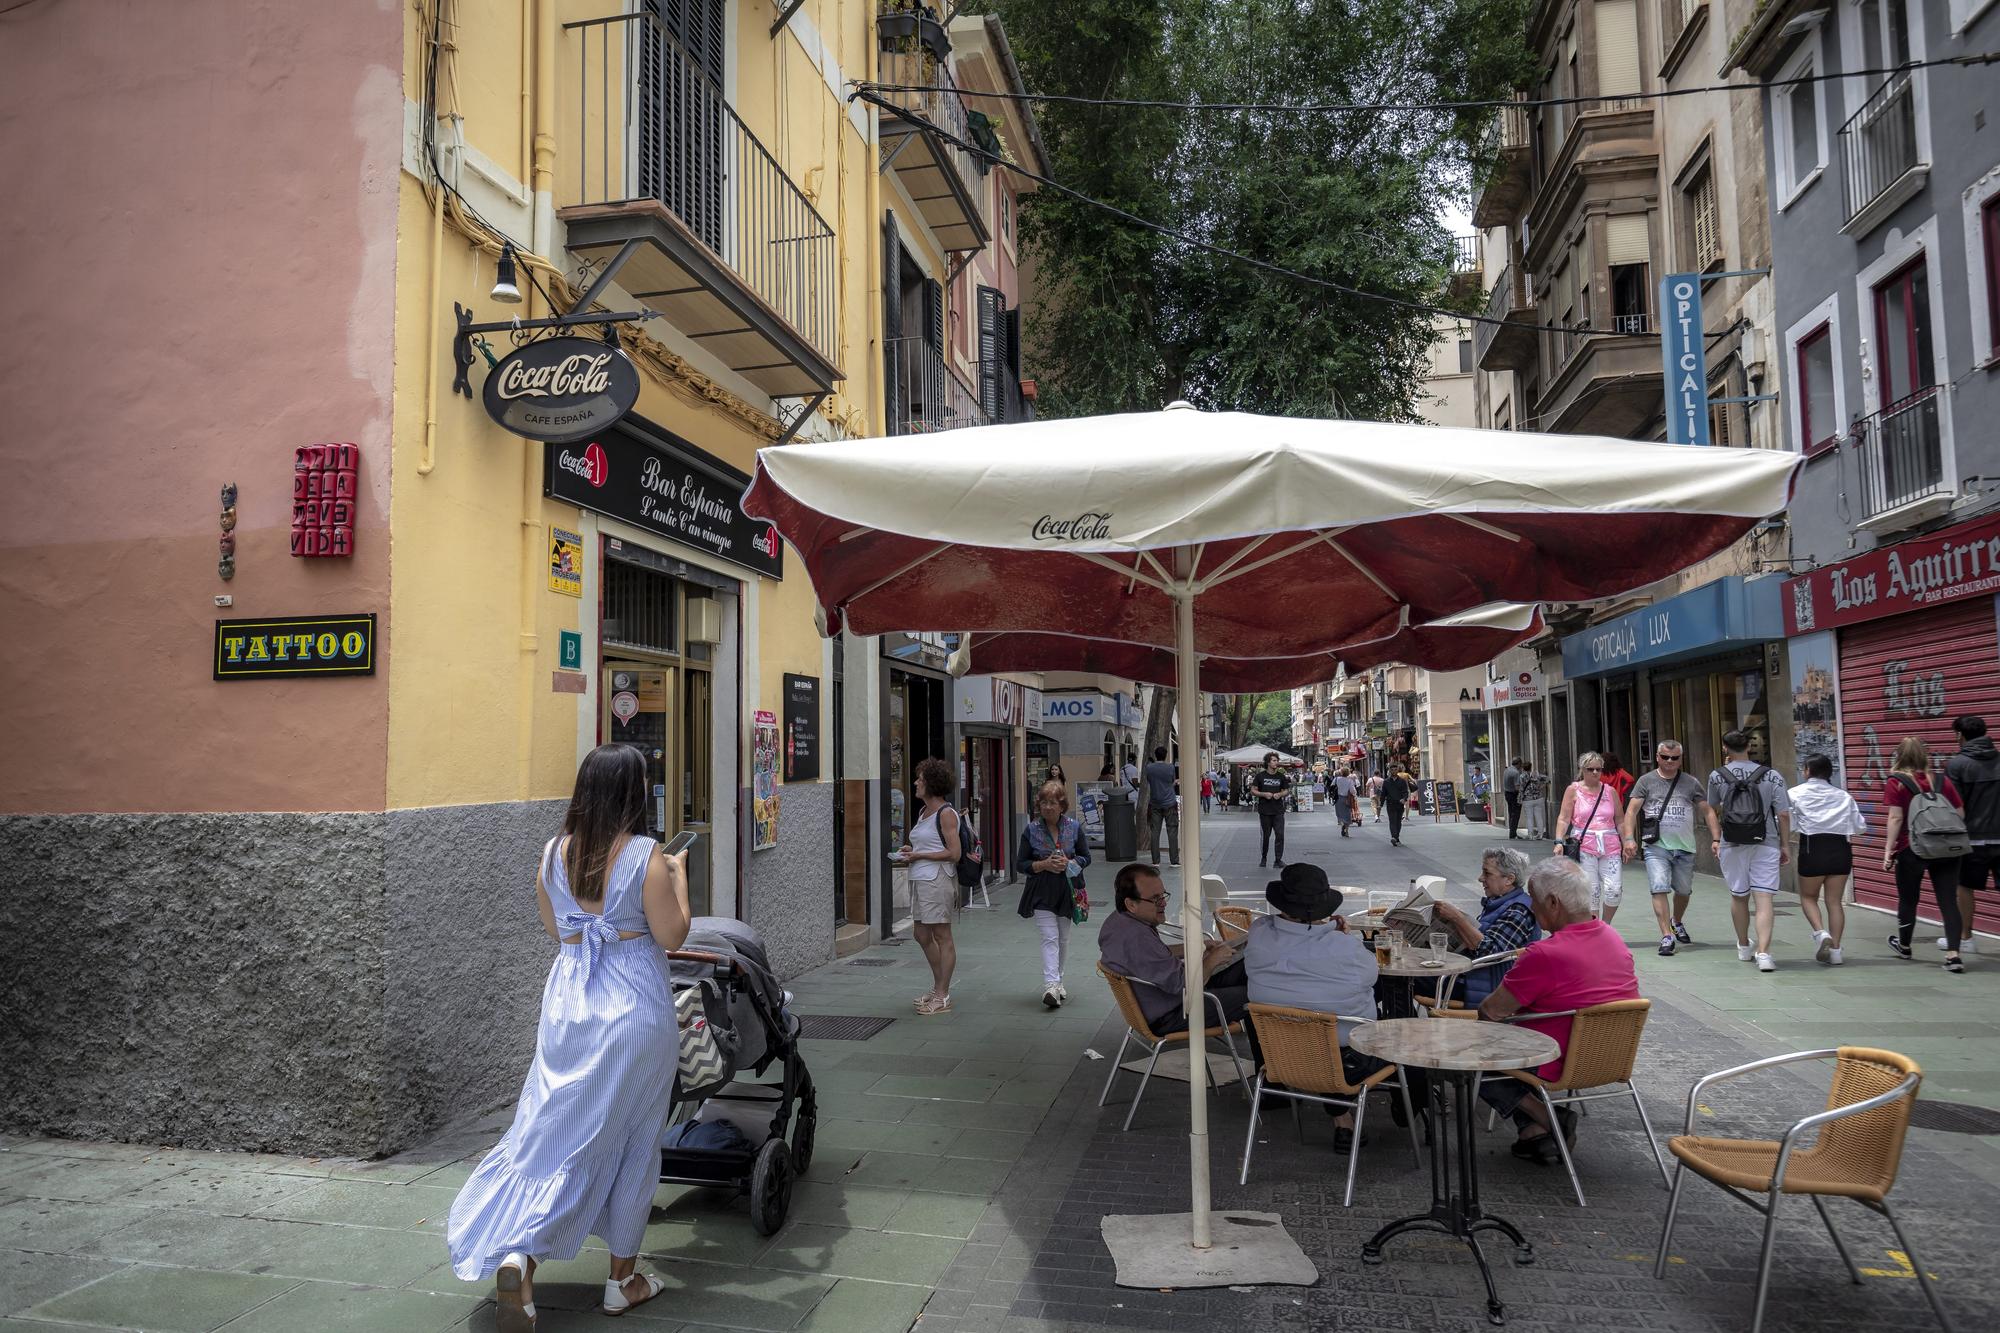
[1559,575,1784,679]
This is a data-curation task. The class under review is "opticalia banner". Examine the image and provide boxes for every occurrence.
[1658,273,1710,446]
[1782,512,2000,635]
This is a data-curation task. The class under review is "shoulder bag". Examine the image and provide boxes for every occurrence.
[1562,783,1608,860]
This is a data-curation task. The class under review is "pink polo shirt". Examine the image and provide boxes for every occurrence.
[1496,918,1638,1078]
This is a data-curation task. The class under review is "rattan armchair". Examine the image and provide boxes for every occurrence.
[1654,1047,1950,1333]
[1242,1005,1420,1204]
[1214,904,1258,943]
[1095,962,1250,1132]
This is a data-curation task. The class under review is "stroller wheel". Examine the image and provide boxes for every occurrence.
[749,1139,795,1237]
[791,1076,817,1174]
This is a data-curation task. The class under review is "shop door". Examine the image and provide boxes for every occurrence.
[1838,599,2000,932]
[605,662,711,916]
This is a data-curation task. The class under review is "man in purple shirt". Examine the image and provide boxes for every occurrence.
[1099,864,1249,1034]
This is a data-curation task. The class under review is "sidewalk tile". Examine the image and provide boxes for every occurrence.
[0,1251,123,1317]
[1,1157,191,1204]
[215,1281,478,1332]
[254,1181,460,1231]
[234,1217,448,1285]
[0,1200,156,1255]
[24,1266,298,1332]
[794,1278,931,1332]
[124,1168,321,1215]
[92,1212,302,1270]
[863,1075,1002,1103]
[843,1153,1010,1196]
[639,1263,835,1330]
[884,1194,987,1240]
[782,1183,909,1231]
[755,1223,962,1285]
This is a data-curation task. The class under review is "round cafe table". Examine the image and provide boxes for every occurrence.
[1349,1017,1560,1327]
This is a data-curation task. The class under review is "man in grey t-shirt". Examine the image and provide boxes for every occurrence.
[1620,742,1708,956]
[1142,747,1180,866]
[1704,730,1791,971]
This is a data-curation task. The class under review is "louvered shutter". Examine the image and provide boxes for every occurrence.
[642,1,724,250]
[923,278,944,351]
[1691,167,1720,269]
[977,285,1003,420]
[1595,0,1641,100]
[884,216,904,434]
[1002,305,1024,420]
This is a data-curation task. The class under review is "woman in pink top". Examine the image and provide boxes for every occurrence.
[1880,736,1966,972]
[1553,752,1625,923]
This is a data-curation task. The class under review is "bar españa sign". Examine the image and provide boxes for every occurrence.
[1659,272,1711,446]
[215,614,376,680]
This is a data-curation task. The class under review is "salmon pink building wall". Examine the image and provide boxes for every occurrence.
[0,0,403,815]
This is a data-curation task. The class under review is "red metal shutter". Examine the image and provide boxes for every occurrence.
[1838,597,2000,932]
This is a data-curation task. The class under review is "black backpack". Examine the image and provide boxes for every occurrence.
[949,807,984,888]
[1715,764,1772,845]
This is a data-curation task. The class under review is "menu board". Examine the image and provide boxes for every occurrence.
[1433,779,1459,818]
[783,673,820,783]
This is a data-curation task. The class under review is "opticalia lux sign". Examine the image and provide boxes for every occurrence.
[1559,575,1783,679]
[545,421,783,579]
[1658,273,1711,446]
[1782,512,2000,635]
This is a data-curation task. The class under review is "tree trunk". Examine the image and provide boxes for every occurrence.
[1135,684,1176,851]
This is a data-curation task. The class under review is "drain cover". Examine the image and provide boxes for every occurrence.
[1909,1099,2000,1135]
[797,1014,897,1041]
[844,958,900,967]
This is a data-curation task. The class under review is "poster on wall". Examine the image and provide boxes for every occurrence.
[1462,709,1492,821]
[548,527,583,597]
[752,710,780,850]
[783,673,820,782]
[1789,631,1842,785]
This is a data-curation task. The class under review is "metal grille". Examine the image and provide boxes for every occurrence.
[603,559,675,654]
[1909,1099,2000,1135]
[797,1014,898,1041]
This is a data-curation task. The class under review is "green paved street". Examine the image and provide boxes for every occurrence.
[4,808,1997,1330]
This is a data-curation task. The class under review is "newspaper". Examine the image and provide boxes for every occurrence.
[1382,886,1444,946]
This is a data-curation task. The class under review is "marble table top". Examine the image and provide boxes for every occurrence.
[1375,950,1478,979]
[1349,1017,1559,1072]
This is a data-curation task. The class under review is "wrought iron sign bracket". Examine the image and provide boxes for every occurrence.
[770,0,807,38]
[771,390,831,446]
[453,239,651,398]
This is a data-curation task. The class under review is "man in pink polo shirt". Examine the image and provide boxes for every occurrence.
[1478,855,1638,1164]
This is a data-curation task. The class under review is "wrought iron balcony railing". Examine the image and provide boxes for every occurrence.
[1854,386,1946,521]
[1839,73,1922,227]
[1451,235,1480,273]
[886,336,990,436]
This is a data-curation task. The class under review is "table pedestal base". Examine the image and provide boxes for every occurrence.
[1360,1069,1535,1326]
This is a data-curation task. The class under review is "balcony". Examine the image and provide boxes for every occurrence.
[876,5,989,254]
[1448,234,1482,299]
[1471,98,1532,228]
[1473,264,1535,372]
[886,336,989,436]
[557,12,840,400]
[1839,73,1926,238]
[1535,321,1662,437]
[1855,387,1951,528]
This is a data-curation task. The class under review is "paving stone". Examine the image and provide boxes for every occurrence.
[0,1157,193,1204]
[216,1279,479,1332]
[253,1181,460,1231]
[122,1168,322,1215]
[795,1277,932,1332]
[0,1249,125,1317]
[24,1265,298,1331]
[756,1223,964,1286]
[0,1200,158,1256]
[885,1194,988,1240]
[233,1216,449,1285]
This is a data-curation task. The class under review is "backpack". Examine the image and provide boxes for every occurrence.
[948,807,984,888]
[1896,774,1972,860]
[1715,764,1772,845]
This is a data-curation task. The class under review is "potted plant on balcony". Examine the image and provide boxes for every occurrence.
[878,0,951,64]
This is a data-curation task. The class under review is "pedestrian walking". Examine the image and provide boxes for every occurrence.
[1382,767,1411,846]
[1333,767,1360,837]
[1200,770,1215,814]
[1705,730,1792,972]
[901,757,964,1013]
[1502,758,1525,838]
[1042,760,1068,807]
[1142,746,1181,866]
[1252,752,1293,867]
[447,744,690,1328]
[1620,740,1707,956]
[1788,754,1865,966]
[1601,753,1635,805]
[1882,736,1969,972]
[1943,714,1998,955]
[1553,752,1625,923]
[1521,763,1549,839]
[1369,771,1385,822]
[1017,779,1089,1008]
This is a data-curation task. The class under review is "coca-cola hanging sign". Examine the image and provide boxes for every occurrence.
[482,335,640,443]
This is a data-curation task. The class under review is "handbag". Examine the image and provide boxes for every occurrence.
[1562,784,1608,860]
[674,982,730,1090]
[1067,862,1090,924]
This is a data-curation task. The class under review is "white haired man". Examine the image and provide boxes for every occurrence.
[1476,857,1638,1164]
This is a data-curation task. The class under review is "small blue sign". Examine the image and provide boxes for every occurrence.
[1659,272,1711,445]
[559,629,583,672]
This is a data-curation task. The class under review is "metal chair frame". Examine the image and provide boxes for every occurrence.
[1415,947,1524,1016]
[1652,1049,1952,1333]
[1238,1010,1421,1206]
[1095,965,1250,1132]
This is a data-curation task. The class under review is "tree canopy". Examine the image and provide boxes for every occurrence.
[985,0,1536,421]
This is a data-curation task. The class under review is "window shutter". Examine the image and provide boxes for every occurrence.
[1606,213,1649,266]
[1595,0,1641,99]
[1692,169,1720,268]
[977,285,1003,420]
[922,278,944,351]
[1003,305,1024,420]
[883,215,904,433]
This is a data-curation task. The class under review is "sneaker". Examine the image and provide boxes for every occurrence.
[1041,987,1061,1010]
[1814,931,1834,965]
[1672,921,1693,945]
[1937,937,1977,954]
[1056,983,1068,1003]
[1945,955,1965,973]
[1756,952,1776,972]
[1888,934,1912,959]
[1736,943,1755,962]
[1658,935,1676,956]
[1827,947,1843,966]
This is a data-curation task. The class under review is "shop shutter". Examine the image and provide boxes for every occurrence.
[1838,598,2000,933]
[1606,213,1649,266]
[1595,0,1641,100]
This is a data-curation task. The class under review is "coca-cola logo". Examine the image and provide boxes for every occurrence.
[557,442,608,488]
[750,524,778,557]
[482,335,640,443]
[1030,511,1113,543]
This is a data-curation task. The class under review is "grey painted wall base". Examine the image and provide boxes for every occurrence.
[744,780,836,980]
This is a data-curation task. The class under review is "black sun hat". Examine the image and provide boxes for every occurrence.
[1265,862,1344,921]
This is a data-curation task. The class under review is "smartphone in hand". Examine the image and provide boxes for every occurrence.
[662,830,698,856]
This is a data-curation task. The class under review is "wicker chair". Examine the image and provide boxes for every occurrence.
[1095,962,1250,1132]
[1654,1047,1950,1333]
[1414,948,1524,1016]
[1214,905,1258,943]
[1462,999,1669,1207]
[1242,1005,1420,1205]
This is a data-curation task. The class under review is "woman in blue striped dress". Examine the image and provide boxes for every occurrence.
[447,744,691,1331]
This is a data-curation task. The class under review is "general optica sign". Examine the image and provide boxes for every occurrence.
[1659,273,1710,446]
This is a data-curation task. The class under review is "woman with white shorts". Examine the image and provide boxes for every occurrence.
[900,757,963,1014]
[1554,752,1625,922]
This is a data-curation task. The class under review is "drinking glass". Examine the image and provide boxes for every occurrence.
[1428,930,1451,967]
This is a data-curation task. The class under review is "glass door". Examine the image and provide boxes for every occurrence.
[681,667,713,914]
[604,661,709,918]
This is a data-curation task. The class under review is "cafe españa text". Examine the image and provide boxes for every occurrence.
[214,614,376,680]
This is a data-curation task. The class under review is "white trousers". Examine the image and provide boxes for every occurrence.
[1032,909,1071,988]
[1579,849,1624,912]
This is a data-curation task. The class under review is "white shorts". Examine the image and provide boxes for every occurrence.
[912,875,958,924]
[1718,843,1783,896]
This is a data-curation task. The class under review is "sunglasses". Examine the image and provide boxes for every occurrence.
[1583,766,1604,772]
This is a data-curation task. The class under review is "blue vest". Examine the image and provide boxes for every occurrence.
[1462,887,1539,1008]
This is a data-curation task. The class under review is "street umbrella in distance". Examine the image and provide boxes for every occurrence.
[742,403,1801,1257]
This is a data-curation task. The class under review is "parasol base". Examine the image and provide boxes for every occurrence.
[1101,1210,1317,1289]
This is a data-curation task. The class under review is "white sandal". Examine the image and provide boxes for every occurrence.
[602,1271,666,1316]
[495,1252,536,1333]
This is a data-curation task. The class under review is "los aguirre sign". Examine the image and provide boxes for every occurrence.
[1783,513,2000,635]
[483,335,641,444]
[214,614,375,680]
[545,420,784,580]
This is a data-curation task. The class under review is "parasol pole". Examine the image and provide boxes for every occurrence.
[1173,557,1211,1248]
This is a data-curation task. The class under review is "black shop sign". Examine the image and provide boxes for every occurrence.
[215,614,376,680]
[483,336,640,444]
[544,420,783,579]
[783,673,820,782]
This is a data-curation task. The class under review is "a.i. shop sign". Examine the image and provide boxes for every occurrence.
[1782,513,2000,635]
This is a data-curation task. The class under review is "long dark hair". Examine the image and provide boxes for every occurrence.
[559,744,649,903]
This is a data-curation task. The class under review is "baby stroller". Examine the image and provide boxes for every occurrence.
[662,917,816,1235]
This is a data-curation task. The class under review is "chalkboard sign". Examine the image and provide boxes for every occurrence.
[1434,780,1459,819]
[1416,779,1438,817]
[782,673,820,782]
